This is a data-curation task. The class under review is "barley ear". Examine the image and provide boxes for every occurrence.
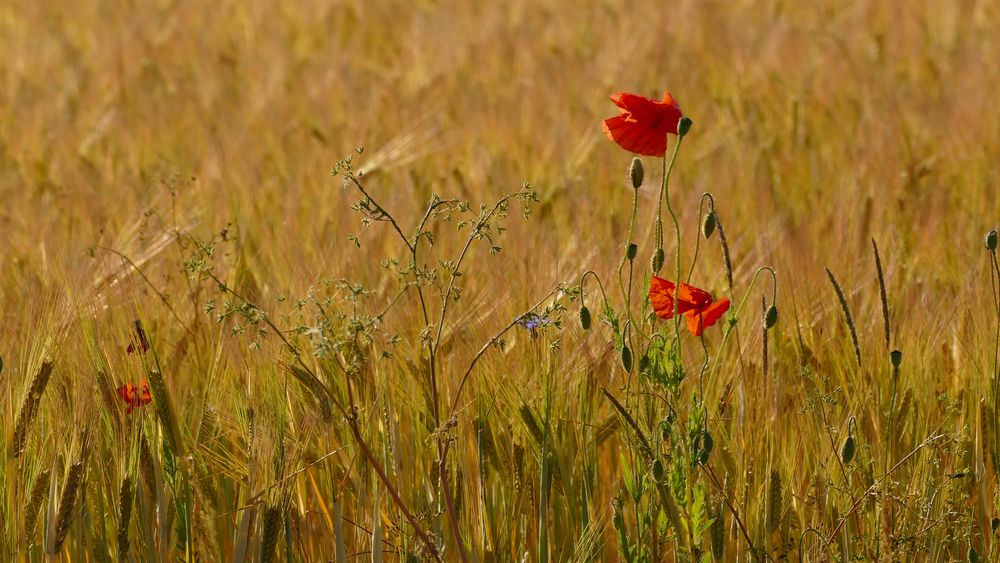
[826,268,862,367]
[147,367,183,456]
[116,475,134,558]
[259,505,282,563]
[767,469,783,535]
[11,359,55,458]
[24,469,51,545]
[53,461,85,552]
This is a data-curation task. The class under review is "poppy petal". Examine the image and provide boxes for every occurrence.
[685,299,731,336]
[602,115,667,157]
[675,283,713,309]
[612,93,665,122]
[649,276,676,319]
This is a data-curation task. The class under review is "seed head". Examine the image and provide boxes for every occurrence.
[629,157,644,189]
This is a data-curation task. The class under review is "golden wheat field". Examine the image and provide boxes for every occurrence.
[4,0,1000,561]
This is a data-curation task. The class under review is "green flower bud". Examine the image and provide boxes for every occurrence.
[987,230,998,251]
[703,432,714,463]
[764,305,778,329]
[890,349,902,369]
[620,345,633,373]
[639,353,650,374]
[969,546,980,563]
[991,517,999,534]
[841,435,856,465]
[579,306,592,330]
[651,248,665,274]
[652,458,665,481]
[629,157,644,189]
[702,211,716,239]
[677,116,693,138]
[626,243,637,261]
[695,431,714,465]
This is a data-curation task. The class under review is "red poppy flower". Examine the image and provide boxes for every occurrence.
[649,277,730,336]
[602,91,684,157]
[116,380,152,414]
[126,319,149,355]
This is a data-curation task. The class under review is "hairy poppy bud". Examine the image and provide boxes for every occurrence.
[651,248,665,274]
[840,435,856,465]
[992,517,1000,534]
[629,157,644,189]
[890,349,902,368]
[987,230,998,251]
[652,458,665,481]
[764,305,778,329]
[579,306,592,330]
[694,431,713,465]
[639,353,650,374]
[702,211,716,239]
[612,505,625,529]
[626,243,637,261]
[620,345,633,373]
[677,116,693,138]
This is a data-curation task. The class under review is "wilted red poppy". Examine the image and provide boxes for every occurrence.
[126,319,149,355]
[649,277,730,336]
[116,380,152,414]
[602,91,684,157]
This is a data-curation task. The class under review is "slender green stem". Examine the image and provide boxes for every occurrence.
[710,266,778,381]
[686,193,715,283]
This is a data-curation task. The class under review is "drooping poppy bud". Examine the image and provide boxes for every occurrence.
[764,305,778,329]
[620,345,633,373]
[702,211,716,239]
[841,435,856,464]
[579,306,592,330]
[652,458,665,481]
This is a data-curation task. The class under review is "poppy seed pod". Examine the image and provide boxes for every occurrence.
[987,230,998,251]
[651,249,665,273]
[677,116,693,138]
[890,349,902,368]
[620,345,633,373]
[629,157,644,189]
[626,243,637,261]
[579,306,592,330]
[702,211,716,239]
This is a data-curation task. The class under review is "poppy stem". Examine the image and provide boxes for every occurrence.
[659,133,685,354]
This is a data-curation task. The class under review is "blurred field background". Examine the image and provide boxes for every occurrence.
[3,0,1000,561]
